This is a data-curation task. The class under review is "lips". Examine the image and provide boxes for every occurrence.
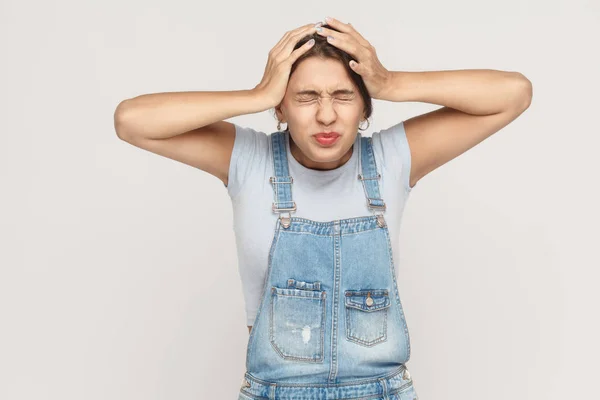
[314,132,341,146]
[314,132,340,138]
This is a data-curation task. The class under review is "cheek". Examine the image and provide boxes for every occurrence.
[288,107,314,123]
[337,103,363,117]
[346,136,357,148]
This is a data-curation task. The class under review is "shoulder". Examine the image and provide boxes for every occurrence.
[232,124,270,150]
[370,121,413,193]
[226,124,271,199]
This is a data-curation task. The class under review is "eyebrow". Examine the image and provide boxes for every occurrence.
[295,89,355,96]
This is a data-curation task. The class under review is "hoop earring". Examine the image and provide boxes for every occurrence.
[277,121,286,131]
[358,119,370,131]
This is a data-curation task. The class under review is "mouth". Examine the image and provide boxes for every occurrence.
[313,132,341,146]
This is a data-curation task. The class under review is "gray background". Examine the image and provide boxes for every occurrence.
[1,0,598,399]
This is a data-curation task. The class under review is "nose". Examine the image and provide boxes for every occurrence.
[315,97,337,126]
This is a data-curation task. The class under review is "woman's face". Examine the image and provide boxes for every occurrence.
[276,57,365,171]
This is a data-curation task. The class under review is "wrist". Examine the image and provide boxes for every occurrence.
[249,87,278,110]
[379,71,410,102]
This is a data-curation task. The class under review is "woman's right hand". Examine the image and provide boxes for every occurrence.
[253,22,322,109]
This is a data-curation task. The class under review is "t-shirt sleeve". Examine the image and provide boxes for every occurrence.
[372,120,415,193]
[225,123,267,199]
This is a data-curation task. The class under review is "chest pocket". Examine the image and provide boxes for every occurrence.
[345,289,391,347]
[269,283,326,362]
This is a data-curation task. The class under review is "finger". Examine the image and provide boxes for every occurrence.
[272,23,318,57]
[273,24,315,59]
[317,25,369,50]
[322,17,370,48]
[277,23,320,60]
[348,59,364,74]
[288,38,316,64]
[316,27,364,60]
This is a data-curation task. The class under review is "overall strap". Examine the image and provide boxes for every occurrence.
[270,131,296,228]
[358,134,387,226]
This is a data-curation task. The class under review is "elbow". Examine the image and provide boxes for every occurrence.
[113,100,134,141]
[513,72,533,111]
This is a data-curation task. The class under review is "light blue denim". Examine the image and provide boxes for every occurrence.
[239,130,417,400]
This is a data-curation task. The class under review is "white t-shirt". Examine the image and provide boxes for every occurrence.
[226,122,415,326]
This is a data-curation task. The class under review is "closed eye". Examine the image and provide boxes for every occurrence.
[297,97,354,103]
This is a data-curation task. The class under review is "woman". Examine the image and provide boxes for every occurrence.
[114,17,532,400]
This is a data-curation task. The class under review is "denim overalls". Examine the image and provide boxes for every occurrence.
[238,130,418,400]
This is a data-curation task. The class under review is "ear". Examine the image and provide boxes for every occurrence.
[275,104,287,123]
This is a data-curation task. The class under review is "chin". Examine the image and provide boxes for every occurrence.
[307,146,346,163]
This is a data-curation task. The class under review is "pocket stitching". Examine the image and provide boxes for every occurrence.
[269,286,326,362]
[345,289,390,347]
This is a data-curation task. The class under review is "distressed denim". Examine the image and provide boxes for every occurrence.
[239,130,417,400]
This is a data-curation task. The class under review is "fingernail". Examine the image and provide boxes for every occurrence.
[307,39,315,46]
[314,22,323,28]
[325,17,332,23]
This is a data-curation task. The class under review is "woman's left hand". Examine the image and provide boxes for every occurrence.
[317,17,391,100]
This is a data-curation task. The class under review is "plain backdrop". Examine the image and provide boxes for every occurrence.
[1,1,598,399]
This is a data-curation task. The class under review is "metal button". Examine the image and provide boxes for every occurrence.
[366,292,374,306]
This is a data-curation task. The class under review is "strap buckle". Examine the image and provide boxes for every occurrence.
[367,198,386,211]
[272,201,297,213]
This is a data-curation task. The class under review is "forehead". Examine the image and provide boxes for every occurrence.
[289,57,355,92]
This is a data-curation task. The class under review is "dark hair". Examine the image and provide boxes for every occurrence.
[282,24,373,123]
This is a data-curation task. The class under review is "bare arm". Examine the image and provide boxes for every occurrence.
[381,70,533,188]
[113,22,321,141]
[307,19,533,189]
[114,89,270,141]
[112,23,321,185]
[112,89,271,185]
